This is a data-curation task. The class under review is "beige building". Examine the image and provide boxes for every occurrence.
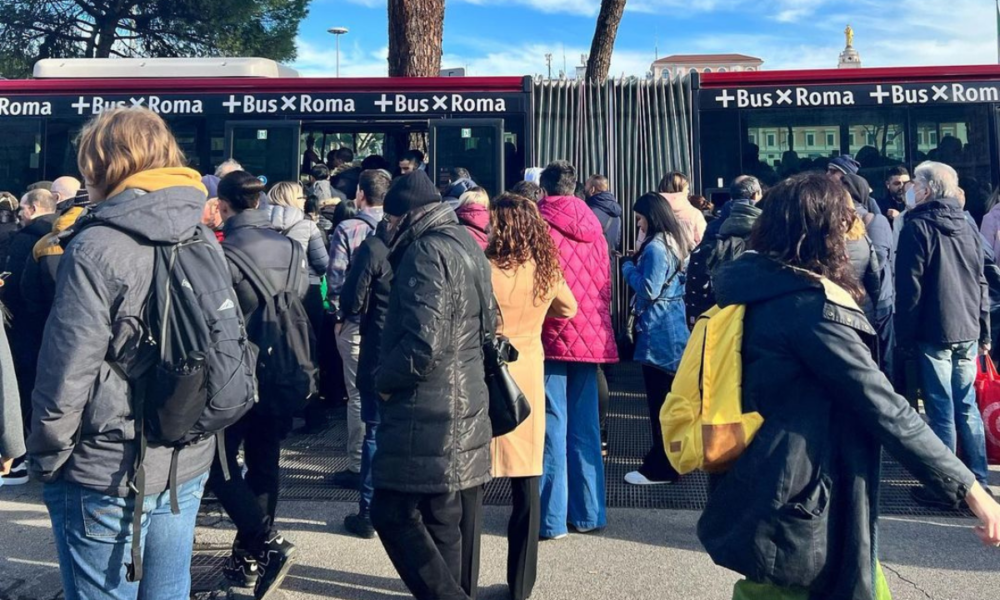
[651,54,763,79]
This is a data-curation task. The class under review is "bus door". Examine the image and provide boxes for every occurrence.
[225,121,301,188]
[429,119,505,198]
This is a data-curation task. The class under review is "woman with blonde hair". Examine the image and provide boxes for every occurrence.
[26,107,254,599]
[266,181,329,333]
[486,193,577,600]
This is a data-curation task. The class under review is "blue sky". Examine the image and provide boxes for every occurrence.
[292,0,1000,77]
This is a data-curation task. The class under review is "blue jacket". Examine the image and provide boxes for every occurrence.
[623,234,689,372]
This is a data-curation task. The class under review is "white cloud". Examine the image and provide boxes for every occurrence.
[292,36,388,77]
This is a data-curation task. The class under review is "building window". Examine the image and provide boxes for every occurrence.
[806,133,816,146]
[917,131,924,145]
[748,133,757,145]
[929,130,939,145]
[766,133,776,147]
[704,67,713,73]
[689,68,698,75]
[718,67,728,72]
[826,133,835,146]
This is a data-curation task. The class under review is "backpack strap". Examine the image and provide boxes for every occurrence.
[125,376,148,582]
[224,245,280,301]
[352,212,379,231]
[283,239,306,298]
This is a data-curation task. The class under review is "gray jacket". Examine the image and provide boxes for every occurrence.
[0,317,23,460]
[27,185,216,496]
[266,205,329,285]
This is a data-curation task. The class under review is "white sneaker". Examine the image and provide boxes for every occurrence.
[624,471,675,486]
[2,459,28,486]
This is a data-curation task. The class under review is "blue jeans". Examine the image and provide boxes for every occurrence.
[360,390,381,514]
[918,341,990,486]
[540,361,607,537]
[43,473,209,600]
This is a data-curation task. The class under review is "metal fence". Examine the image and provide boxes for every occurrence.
[531,77,694,329]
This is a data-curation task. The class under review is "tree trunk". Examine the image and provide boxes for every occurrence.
[387,0,444,77]
[585,0,626,82]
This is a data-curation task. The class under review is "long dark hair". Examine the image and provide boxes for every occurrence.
[486,193,563,301]
[633,192,692,260]
[749,173,863,300]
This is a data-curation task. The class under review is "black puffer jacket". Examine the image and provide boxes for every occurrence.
[895,198,990,348]
[341,220,393,395]
[375,202,493,494]
[222,209,309,320]
[3,214,56,322]
[699,253,974,600]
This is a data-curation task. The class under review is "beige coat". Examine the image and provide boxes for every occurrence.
[490,261,577,478]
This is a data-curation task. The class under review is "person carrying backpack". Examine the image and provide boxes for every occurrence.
[685,175,762,327]
[213,170,314,600]
[326,169,388,490]
[671,173,1000,600]
[28,108,256,600]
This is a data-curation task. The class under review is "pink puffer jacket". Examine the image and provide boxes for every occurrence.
[538,195,618,363]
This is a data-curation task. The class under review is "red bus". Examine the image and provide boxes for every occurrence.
[0,58,532,198]
[694,65,1000,220]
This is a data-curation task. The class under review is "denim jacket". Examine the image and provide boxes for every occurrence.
[623,234,690,372]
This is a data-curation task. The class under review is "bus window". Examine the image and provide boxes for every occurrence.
[844,111,906,191]
[430,119,504,198]
[912,105,992,221]
[43,119,84,182]
[0,119,42,195]
[225,121,300,188]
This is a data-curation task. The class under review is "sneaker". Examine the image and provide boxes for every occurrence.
[571,524,604,534]
[601,441,610,458]
[1,457,28,486]
[540,533,568,541]
[254,533,296,600]
[624,471,676,486]
[910,485,960,510]
[327,469,360,489]
[222,544,259,588]
[343,513,376,539]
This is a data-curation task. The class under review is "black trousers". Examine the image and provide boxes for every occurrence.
[640,365,679,481]
[208,410,290,553]
[372,486,484,600]
[506,477,540,600]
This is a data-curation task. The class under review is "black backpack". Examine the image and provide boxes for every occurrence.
[224,241,318,417]
[101,224,257,583]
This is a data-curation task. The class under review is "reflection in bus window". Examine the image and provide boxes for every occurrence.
[742,108,906,189]
[913,105,992,221]
[0,120,42,195]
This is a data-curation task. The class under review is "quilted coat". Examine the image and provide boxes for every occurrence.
[375,202,494,494]
[537,195,618,363]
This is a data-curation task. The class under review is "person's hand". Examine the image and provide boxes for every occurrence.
[0,457,11,476]
[966,482,1000,547]
[888,208,900,219]
[980,343,992,357]
[379,392,390,401]
[334,322,343,337]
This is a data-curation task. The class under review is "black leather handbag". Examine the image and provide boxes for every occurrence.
[457,248,532,438]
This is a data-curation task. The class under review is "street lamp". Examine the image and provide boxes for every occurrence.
[327,27,349,77]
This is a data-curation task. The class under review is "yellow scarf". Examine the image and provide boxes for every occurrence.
[33,206,86,260]
[107,167,207,199]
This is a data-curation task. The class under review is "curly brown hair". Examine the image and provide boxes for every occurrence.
[486,193,564,301]
[749,172,864,301]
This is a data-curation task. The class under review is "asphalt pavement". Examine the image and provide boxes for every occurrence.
[2,479,999,600]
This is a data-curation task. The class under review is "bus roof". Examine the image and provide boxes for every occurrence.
[33,57,300,79]
[699,64,1000,87]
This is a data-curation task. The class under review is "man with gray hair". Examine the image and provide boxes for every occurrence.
[896,161,993,506]
[215,159,243,179]
[685,175,763,325]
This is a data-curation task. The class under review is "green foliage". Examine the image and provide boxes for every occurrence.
[0,0,309,79]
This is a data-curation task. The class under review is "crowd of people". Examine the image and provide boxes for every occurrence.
[0,106,999,600]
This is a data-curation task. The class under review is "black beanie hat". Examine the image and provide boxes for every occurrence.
[384,171,442,217]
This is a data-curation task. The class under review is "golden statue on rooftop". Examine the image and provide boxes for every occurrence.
[845,24,854,47]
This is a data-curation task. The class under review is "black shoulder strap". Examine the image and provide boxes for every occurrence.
[348,213,379,231]
[224,245,279,300]
[283,238,305,295]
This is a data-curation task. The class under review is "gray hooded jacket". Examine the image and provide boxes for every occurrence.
[27,185,217,496]
[266,205,329,285]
